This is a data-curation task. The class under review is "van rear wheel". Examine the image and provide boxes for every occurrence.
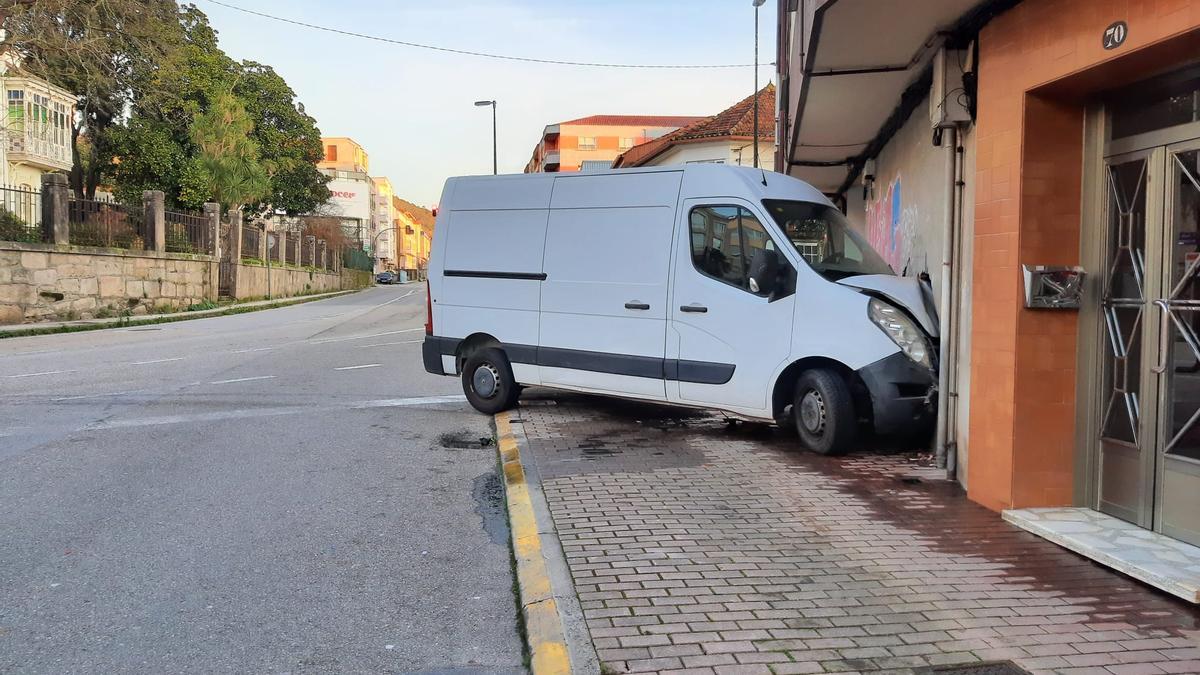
[462,348,520,414]
[793,369,855,455]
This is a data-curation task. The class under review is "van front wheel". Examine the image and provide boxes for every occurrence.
[462,348,520,414]
[793,369,855,455]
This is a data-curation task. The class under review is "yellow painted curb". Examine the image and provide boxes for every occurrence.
[496,411,572,675]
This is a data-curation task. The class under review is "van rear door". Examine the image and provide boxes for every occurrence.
[537,171,682,400]
[667,198,795,414]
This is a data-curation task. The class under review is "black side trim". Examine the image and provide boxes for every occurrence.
[537,346,664,379]
[425,336,735,384]
[670,359,736,385]
[444,270,547,281]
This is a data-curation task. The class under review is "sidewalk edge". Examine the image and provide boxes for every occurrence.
[496,410,597,675]
[0,289,361,338]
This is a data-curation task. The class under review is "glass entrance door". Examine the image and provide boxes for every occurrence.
[1097,141,1200,546]
[1152,140,1200,546]
[1098,150,1161,527]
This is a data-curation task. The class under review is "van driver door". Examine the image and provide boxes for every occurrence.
[667,199,796,414]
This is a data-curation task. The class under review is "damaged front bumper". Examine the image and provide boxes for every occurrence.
[856,351,936,437]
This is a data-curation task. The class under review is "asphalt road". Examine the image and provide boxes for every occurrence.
[0,285,525,674]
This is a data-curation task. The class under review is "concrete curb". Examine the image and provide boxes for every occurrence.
[0,289,362,338]
[496,410,597,675]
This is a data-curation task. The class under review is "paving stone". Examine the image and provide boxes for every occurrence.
[510,393,1200,675]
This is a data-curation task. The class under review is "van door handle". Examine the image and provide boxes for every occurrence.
[680,304,708,313]
[624,302,650,310]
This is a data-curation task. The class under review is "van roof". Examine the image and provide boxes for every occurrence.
[442,164,832,210]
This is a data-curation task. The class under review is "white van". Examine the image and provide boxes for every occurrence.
[422,165,937,454]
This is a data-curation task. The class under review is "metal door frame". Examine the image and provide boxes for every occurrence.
[1090,145,1168,526]
[1151,136,1200,544]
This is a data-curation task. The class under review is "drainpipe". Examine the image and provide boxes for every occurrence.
[935,126,958,470]
[945,132,967,480]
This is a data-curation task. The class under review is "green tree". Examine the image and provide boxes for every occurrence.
[1,0,182,197]
[189,92,270,214]
[235,63,331,216]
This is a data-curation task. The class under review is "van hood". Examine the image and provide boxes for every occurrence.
[836,274,939,337]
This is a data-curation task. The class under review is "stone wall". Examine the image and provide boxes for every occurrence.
[233,263,346,300]
[0,242,217,324]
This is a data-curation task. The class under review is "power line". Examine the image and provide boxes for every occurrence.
[202,0,762,70]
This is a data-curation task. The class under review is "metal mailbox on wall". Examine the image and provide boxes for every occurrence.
[1023,265,1086,309]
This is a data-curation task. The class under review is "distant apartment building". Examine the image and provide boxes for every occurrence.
[316,136,373,246]
[318,137,369,174]
[391,196,434,274]
[523,115,705,173]
[371,177,395,273]
[613,86,775,170]
[1,65,75,189]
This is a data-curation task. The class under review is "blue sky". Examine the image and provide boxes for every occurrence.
[195,0,776,207]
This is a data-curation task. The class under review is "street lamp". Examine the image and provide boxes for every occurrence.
[474,99,497,175]
[752,0,766,170]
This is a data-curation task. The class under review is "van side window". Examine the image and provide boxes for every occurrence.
[689,206,775,292]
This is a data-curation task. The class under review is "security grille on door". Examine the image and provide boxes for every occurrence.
[1100,158,1148,446]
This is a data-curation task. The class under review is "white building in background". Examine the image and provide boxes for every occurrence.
[0,58,76,189]
[612,86,775,171]
[321,168,373,246]
[371,177,396,273]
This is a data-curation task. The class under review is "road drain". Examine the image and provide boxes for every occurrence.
[438,431,494,450]
[919,662,1031,675]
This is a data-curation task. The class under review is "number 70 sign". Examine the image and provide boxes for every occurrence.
[1103,21,1128,50]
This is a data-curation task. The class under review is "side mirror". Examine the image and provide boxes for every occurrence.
[748,248,779,296]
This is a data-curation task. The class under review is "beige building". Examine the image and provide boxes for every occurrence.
[318,137,369,174]
[524,115,704,174]
[391,197,434,275]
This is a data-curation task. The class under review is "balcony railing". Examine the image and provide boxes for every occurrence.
[7,129,72,172]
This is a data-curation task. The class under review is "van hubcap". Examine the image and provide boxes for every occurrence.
[799,390,826,435]
[472,363,500,398]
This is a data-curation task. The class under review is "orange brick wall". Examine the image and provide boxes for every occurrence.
[967,0,1200,511]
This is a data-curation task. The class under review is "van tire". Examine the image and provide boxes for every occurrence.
[793,369,855,455]
[462,348,520,414]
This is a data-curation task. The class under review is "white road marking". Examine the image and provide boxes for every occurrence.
[230,347,273,354]
[209,375,276,385]
[357,340,422,348]
[334,364,382,371]
[53,389,146,402]
[4,370,75,378]
[309,328,422,344]
[85,394,468,430]
[131,357,185,365]
[350,395,467,408]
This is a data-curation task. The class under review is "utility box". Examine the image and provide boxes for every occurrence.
[930,47,971,129]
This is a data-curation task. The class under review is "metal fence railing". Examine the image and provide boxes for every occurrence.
[165,209,209,254]
[0,184,44,243]
[343,246,372,272]
[68,198,146,249]
[241,224,261,262]
[285,232,298,265]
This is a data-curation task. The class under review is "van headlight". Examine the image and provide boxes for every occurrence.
[868,298,931,369]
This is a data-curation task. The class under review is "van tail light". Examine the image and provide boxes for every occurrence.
[424,283,433,336]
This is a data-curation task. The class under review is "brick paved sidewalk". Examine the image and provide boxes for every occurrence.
[510,392,1200,675]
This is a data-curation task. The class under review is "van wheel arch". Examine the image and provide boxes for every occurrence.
[456,332,503,374]
[771,357,871,428]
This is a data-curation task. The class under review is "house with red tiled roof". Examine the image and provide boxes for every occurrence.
[612,86,775,170]
[523,114,705,174]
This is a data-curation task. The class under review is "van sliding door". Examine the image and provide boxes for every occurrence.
[537,172,681,400]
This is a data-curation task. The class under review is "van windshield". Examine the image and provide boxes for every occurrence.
[762,200,894,281]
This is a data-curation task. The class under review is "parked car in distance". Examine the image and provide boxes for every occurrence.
[376,271,397,284]
[422,164,938,455]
